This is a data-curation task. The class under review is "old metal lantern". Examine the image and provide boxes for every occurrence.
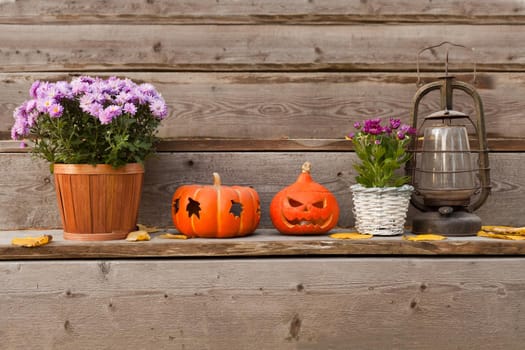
[408,42,491,236]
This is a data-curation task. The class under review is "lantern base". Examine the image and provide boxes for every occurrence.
[412,208,481,237]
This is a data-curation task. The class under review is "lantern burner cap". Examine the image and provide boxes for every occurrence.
[425,109,469,120]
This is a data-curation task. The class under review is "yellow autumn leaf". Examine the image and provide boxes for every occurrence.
[477,230,525,240]
[330,232,373,240]
[12,235,53,247]
[126,230,151,241]
[158,233,189,240]
[403,234,446,241]
[481,226,525,236]
[136,224,161,233]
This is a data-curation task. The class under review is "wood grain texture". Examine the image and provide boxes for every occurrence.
[2,1,525,24]
[0,152,524,230]
[0,25,523,72]
[2,72,525,145]
[2,229,525,260]
[1,258,525,349]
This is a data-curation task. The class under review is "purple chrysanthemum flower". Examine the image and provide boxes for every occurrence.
[55,81,73,99]
[139,83,156,97]
[389,118,401,129]
[363,118,383,135]
[149,99,168,119]
[36,98,56,113]
[399,124,417,136]
[11,75,168,168]
[71,76,94,95]
[25,99,37,114]
[99,105,122,124]
[11,118,28,140]
[49,103,64,118]
[29,81,41,99]
[123,102,137,115]
[115,92,132,105]
[88,102,104,118]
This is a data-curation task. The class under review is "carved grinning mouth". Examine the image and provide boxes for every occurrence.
[282,214,333,229]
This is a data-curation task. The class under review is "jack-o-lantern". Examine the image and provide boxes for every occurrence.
[171,173,260,238]
[270,162,339,235]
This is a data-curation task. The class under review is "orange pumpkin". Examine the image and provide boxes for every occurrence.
[270,162,339,235]
[171,173,260,238]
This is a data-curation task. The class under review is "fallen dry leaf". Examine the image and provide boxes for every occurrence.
[403,234,446,241]
[12,235,53,247]
[136,224,161,233]
[477,230,525,240]
[126,230,151,241]
[481,226,525,236]
[158,233,189,240]
[330,232,373,240]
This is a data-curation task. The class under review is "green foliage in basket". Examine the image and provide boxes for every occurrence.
[347,118,416,188]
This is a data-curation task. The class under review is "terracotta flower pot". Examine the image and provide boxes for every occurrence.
[53,163,144,241]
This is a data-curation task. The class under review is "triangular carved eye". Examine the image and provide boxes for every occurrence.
[312,200,325,209]
[172,198,180,213]
[229,200,243,218]
[186,198,201,219]
[288,198,303,207]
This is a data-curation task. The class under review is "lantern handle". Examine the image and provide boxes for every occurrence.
[416,41,477,87]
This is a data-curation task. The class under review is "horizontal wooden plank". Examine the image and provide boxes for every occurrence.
[2,258,525,349]
[2,1,525,24]
[2,229,525,259]
[0,152,523,230]
[2,72,525,146]
[3,138,525,153]
[0,25,523,72]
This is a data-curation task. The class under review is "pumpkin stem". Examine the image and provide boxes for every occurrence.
[212,172,222,186]
[301,161,311,173]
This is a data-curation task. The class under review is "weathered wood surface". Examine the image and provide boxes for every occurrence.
[0,152,523,230]
[2,258,525,349]
[0,25,524,72]
[2,72,525,149]
[2,229,525,260]
[2,1,525,24]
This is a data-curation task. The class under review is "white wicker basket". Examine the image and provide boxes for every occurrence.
[351,184,414,236]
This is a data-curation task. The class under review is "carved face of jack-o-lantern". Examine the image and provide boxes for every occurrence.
[171,173,260,238]
[270,162,339,235]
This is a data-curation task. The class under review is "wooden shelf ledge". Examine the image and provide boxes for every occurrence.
[1,229,524,260]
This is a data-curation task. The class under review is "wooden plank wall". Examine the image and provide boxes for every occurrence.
[1,1,525,229]
[2,258,525,349]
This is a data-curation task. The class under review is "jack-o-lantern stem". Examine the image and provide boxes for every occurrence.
[297,162,314,184]
[213,172,221,186]
[301,161,311,173]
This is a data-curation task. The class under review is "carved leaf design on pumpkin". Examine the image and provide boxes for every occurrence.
[186,198,201,219]
[229,200,243,218]
[172,198,180,214]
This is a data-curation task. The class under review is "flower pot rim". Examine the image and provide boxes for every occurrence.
[53,163,144,175]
